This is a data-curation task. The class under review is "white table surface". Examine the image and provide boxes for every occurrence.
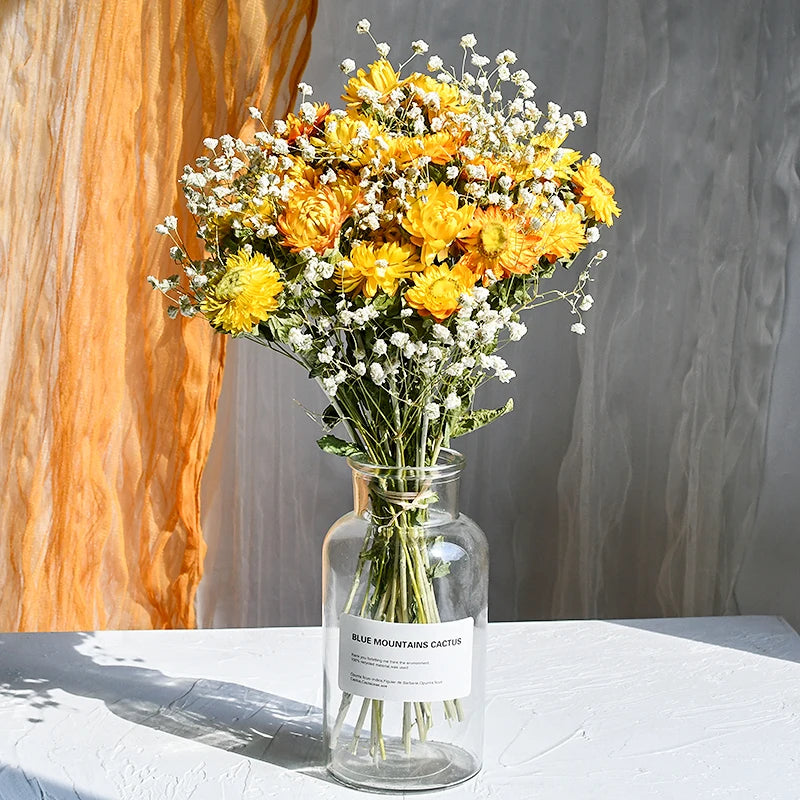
[1,617,799,799]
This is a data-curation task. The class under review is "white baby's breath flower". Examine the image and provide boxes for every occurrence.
[390,331,410,348]
[357,86,381,104]
[340,58,356,74]
[597,249,608,260]
[254,131,274,146]
[163,215,178,230]
[511,69,529,86]
[444,393,461,411]
[373,339,388,356]
[369,362,386,384]
[427,55,443,72]
[297,82,313,95]
[574,110,587,127]
[579,294,594,312]
[496,49,517,64]
[508,321,527,341]
[363,212,380,230]
[317,346,334,364]
[589,152,602,166]
[202,137,218,150]
[248,106,262,119]
[497,65,511,82]
[356,18,371,34]
[353,362,367,377]
[423,402,441,420]
[299,102,316,122]
[322,376,339,397]
[155,224,169,235]
[445,363,465,377]
[411,39,429,54]
[376,42,390,57]
[288,328,313,351]
[571,322,586,335]
[471,53,490,67]
[460,33,477,49]
[498,369,516,383]
[446,165,460,180]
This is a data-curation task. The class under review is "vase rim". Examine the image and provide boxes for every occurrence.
[346,447,466,480]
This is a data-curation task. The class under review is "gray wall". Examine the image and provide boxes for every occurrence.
[197,0,800,629]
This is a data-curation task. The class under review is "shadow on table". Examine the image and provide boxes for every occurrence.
[0,768,114,800]
[608,616,800,664]
[0,633,333,783]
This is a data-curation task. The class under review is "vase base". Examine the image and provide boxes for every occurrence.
[328,739,480,793]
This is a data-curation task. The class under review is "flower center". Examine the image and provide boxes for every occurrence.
[478,222,509,258]
[215,270,243,301]
[430,276,454,303]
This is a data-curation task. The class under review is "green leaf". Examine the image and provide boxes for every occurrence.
[316,434,365,459]
[537,259,557,279]
[267,312,304,344]
[509,279,531,305]
[428,560,451,580]
[451,398,514,438]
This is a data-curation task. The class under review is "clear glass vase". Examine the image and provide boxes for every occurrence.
[322,449,488,792]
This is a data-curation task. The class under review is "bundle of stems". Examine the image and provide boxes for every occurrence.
[330,492,463,760]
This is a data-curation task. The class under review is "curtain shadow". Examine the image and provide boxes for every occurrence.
[0,633,334,782]
[607,616,800,664]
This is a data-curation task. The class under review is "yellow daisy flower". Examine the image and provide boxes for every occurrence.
[201,250,283,335]
[277,184,358,253]
[384,130,464,168]
[281,155,322,189]
[552,148,583,181]
[341,59,402,107]
[321,114,383,167]
[402,73,471,118]
[402,182,475,265]
[405,261,476,322]
[572,161,621,226]
[337,242,422,298]
[457,206,544,280]
[539,204,588,260]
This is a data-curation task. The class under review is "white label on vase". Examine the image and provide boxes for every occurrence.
[338,614,474,702]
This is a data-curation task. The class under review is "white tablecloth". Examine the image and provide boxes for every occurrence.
[1,616,799,798]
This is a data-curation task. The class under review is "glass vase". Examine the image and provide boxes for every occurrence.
[322,449,488,792]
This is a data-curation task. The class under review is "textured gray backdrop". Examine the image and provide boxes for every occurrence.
[198,0,800,629]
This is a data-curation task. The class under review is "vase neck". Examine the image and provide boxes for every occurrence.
[348,450,465,523]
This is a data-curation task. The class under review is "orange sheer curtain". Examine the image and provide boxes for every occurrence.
[0,0,317,631]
